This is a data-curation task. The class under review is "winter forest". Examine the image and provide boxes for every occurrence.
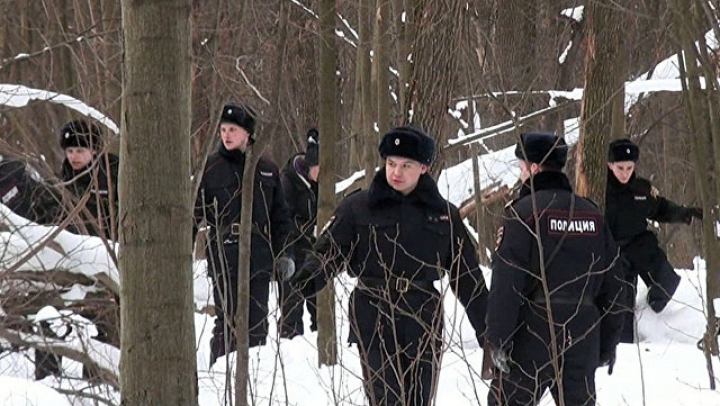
[2,0,720,405]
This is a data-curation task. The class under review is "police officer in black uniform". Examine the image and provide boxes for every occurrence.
[60,119,120,240]
[486,133,625,406]
[294,126,488,406]
[278,128,319,338]
[34,120,121,379]
[0,158,57,225]
[606,138,702,343]
[195,103,294,366]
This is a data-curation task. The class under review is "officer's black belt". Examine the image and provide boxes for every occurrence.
[528,290,595,307]
[357,276,435,293]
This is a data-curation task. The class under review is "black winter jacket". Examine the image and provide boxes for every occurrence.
[605,170,690,246]
[61,153,119,239]
[302,168,488,339]
[195,145,292,273]
[280,154,317,261]
[487,171,624,361]
[1,159,37,220]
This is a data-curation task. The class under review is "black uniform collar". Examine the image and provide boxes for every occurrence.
[606,169,636,190]
[519,170,572,199]
[368,168,447,212]
[61,159,90,179]
[218,143,246,164]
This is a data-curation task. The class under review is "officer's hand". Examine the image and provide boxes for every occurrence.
[490,347,511,374]
[599,347,616,375]
[276,256,296,281]
[684,207,703,224]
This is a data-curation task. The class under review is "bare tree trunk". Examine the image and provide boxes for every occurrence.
[57,0,75,95]
[391,0,410,113]
[359,0,376,188]
[671,0,720,383]
[374,0,392,135]
[265,1,290,144]
[575,0,626,206]
[317,0,339,366]
[235,145,261,406]
[406,0,464,174]
[101,0,122,122]
[119,0,197,405]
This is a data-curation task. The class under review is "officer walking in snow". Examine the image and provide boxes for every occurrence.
[194,103,294,366]
[293,126,488,406]
[486,132,625,406]
[278,128,319,338]
[605,138,702,343]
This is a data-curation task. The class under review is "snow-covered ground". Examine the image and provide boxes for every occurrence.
[3,252,719,405]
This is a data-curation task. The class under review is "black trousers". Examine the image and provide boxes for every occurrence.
[350,288,442,406]
[487,305,600,406]
[279,280,317,335]
[619,232,681,343]
[488,367,596,406]
[209,259,271,366]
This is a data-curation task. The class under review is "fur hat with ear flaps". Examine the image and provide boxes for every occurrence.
[304,128,319,167]
[514,132,568,169]
[220,103,257,143]
[607,138,640,163]
[59,120,102,150]
[378,126,435,165]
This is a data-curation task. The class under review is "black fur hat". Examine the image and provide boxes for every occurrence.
[514,132,568,169]
[59,119,102,150]
[220,103,256,141]
[378,126,435,165]
[304,128,319,167]
[607,138,639,163]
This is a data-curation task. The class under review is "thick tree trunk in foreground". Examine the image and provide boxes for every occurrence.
[119,0,197,404]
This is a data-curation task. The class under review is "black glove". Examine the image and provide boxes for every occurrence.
[599,347,616,375]
[490,346,511,374]
[683,207,703,224]
[289,263,318,297]
[276,256,296,281]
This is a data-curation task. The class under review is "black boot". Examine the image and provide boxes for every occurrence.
[209,329,236,367]
[279,323,303,339]
[647,275,680,313]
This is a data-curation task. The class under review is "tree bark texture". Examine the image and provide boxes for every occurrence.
[575,0,626,206]
[317,0,340,366]
[407,0,465,175]
[671,0,720,369]
[119,0,197,405]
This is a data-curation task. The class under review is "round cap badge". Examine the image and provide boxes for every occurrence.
[394,138,400,145]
